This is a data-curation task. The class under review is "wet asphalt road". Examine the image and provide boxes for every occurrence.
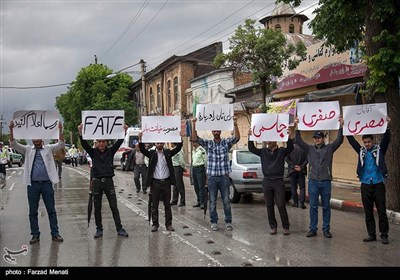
[1,165,399,267]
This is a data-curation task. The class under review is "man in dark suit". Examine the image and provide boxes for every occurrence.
[139,134,182,232]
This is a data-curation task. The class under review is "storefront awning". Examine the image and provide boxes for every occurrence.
[304,83,359,101]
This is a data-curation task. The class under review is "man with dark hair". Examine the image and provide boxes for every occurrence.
[346,117,391,244]
[139,135,183,232]
[78,123,129,239]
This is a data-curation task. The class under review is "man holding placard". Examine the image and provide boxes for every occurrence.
[346,116,391,245]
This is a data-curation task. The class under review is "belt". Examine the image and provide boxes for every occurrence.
[32,180,51,184]
[153,177,170,182]
[92,177,111,182]
[193,165,205,168]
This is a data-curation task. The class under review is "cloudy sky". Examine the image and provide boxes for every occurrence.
[1,0,317,129]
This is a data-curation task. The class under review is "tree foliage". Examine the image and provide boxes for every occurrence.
[55,64,138,140]
[214,19,306,106]
[281,0,400,211]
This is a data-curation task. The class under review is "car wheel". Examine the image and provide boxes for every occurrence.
[229,181,241,203]
[285,191,291,202]
[18,160,22,167]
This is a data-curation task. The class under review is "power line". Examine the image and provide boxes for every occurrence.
[0,83,72,90]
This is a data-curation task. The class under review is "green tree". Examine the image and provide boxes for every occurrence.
[282,0,400,210]
[214,19,306,111]
[56,64,137,145]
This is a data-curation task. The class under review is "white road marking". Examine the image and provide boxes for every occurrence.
[8,183,15,191]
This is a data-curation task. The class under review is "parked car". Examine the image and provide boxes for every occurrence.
[7,147,24,167]
[229,149,291,203]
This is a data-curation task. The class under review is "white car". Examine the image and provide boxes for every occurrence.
[7,147,24,167]
[229,149,291,203]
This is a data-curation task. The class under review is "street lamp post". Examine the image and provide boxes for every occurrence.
[139,59,146,125]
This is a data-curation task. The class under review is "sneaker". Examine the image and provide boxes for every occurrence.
[323,230,332,238]
[94,229,103,238]
[307,230,317,237]
[225,223,233,231]
[151,225,159,232]
[52,235,64,242]
[283,228,290,235]
[30,236,40,244]
[270,228,277,235]
[211,223,218,231]
[117,228,129,237]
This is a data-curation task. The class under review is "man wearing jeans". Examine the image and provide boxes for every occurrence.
[9,121,65,244]
[295,116,343,238]
[191,116,240,231]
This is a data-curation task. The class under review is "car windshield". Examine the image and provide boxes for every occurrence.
[237,151,260,164]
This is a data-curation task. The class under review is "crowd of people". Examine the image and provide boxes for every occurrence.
[5,115,392,245]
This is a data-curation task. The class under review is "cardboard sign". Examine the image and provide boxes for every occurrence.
[12,110,59,139]
[82,110,125,140]
[343,103,387,135]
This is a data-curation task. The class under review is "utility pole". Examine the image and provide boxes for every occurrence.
[139,59,146,124]
[0,114,4,142]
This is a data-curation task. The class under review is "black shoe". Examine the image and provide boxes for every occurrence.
[323,230,332,238]
[151,225,159,232]
[94,229,103,238]
[307,230,317,237]
[363,235,376,242]
[178,203,185,207]
[381,236,389,244]
[200,205,205,209]
[52,235,64,242]
[291,203,299,208]
[143,190,147,194]
[136,190,140,193]
[117,228,129,237]
[170,202,177,205]
[300,204,307,209]
[30,236,40,244]
[193,204,200,207]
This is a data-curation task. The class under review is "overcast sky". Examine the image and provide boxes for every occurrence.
[1,0,317,129]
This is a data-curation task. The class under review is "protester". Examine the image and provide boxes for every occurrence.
[9,121,65,244]
[285,141,308,209]
[132,143,148,194]
[170,142,186,206]
[346,117,391,244]
[139,134,183,232]
[78,123,129,239]
[191,140,207,209]
[191,116,240,231]
[52,139,66,179]
[248,131,293,235]
[295,116,344,238]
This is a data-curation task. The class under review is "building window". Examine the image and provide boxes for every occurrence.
[150,87,154,113]
[157,84,161,112]
[173,77,179,110]
[289,24,294,33]
[275,24,281,31]
[167,80,172,113]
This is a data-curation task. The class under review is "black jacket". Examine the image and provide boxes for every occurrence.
[139,142,182,188]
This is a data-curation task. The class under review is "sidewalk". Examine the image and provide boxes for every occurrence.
[183,171,400,225]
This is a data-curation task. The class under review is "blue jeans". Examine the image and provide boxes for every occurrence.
[308,180,331,232]
[27,181,59,237]
[208,175,232,224]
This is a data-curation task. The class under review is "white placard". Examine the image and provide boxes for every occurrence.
[343,103,387,135]
[141,116,181,143]
[12,110,59,139]
[250,113,290,142]
[196,104,234,131]
[297,101,340,130]
[82,110,125,140]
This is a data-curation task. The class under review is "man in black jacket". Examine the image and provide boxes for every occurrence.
[346,117,391,244]
[248,131,293,235]
[139,133,183,232]
[78,123,129,239]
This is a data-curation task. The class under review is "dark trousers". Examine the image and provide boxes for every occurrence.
[172,166,185,205]
[27,181,60,237]
[71,157,78,167]
[92,178,122,231]
[290,172,306,205]
[134,164,148,192]
[151,179,172,226]
[361,182,389,238]
[54,160,63,178]
[0,163,6,177]
[262,178,290,229]
[192,166,206,206]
